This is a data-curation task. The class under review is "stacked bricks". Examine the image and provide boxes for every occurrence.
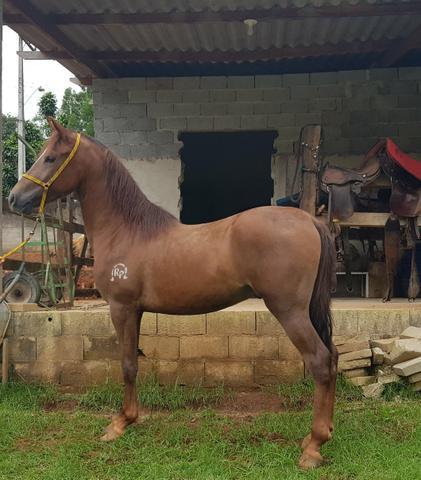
[93,67,421,160]
[2,302,421,388]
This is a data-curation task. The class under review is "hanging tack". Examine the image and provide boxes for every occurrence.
[243,19,258,36]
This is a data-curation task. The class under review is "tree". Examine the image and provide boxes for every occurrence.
[2,114,45,196]
[38,91,58,118]
[58,87,94,136]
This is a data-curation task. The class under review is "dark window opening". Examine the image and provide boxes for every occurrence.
[179,131,276,224]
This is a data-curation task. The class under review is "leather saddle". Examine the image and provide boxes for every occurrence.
[320,141,383,221]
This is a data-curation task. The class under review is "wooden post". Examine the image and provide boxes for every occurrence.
[299,125,322,216]
[2,338,9,384]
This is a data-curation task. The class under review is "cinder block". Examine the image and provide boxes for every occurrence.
[200,76,227,89]
[157,90,183,103]
[237,89,263,102]
[97,131,121,144]
[229,336,278,359]
[146,77,173,90]
[130,117,157,131]
[157,144,183,158]
[317,85,345,98]
[278,336,302,363]
[37,336,83,362]
[338,70,368,82]
[112,145,130,158]
[339,348,372,362]
[138,357,158,381]
[174,77,200,89]
[228,103,253,115]
[322,110,350,125]
[117,77,146,89]
[62,310,113,336]
[200,103,227,115]
[309,98,338,111]
[369,68,398,81]
[186,117,214,130]
[9,336,36,362]
[158,314,206,335]
[332,310,359,336]
[360,310,409,341]
[398,66,421,80]
[398,95,421,108]
[388,80,417,95]
[254,360,303,385]
[121,131,148,144]
[92,78,118,91]
[401,326,421,340]
[60,360,109,386]
[180,336,228,359]
[240,115,267,129]
[310,72,339,85]
[227,76,254,89]
[294,112,322,126]
[262,88,290,102]
[290,85,317,99]
[173,103,200,116]
[102,91,128,104]
[141,313,157,335]
[267,113,295,127]
[159,117,187,130]
[139,335,180,360]
[210,90,236,102]
[182,90,210,102]
[118,104,147,117]
[93,119,103,133]
[255,75,283,88]
[83,335,120,360]
[282,73,309,86]
[14,361,61,383]
[256,311,284,335]
[277,126,301,141]
[94,104,121,119]
[92,91,102,104]
[281,101,308,113]
[206,311,255,335]
[254,102,281,114]
[398,124,421,137]
[213,115,241,130]
[13,311,62,337]
[204,361,254,387]
[147,130,174,144]
[128,90,156,103]
[177,361,205,385]
[148,103,174,117]
[274,140,294,154]
[129,144,157,158]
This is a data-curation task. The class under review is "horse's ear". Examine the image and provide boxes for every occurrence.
[47,117,66,136]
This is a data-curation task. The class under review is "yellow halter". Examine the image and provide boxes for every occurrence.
[22,132,81,215]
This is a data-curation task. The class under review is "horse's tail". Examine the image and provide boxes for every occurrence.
[309,220,336,352]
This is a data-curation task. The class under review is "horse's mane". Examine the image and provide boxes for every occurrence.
[91,138,177,235]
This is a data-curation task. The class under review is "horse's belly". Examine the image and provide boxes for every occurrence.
[140,279,252,315]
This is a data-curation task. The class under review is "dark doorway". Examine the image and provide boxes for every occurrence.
[179,131,276,224]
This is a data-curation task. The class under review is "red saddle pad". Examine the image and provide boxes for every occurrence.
[385,138,421,181]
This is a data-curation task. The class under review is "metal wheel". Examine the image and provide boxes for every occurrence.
[2,271,42,304]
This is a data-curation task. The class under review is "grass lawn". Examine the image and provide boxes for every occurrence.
[0,378,420,480]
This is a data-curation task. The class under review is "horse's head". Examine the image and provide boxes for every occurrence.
[9,118,83,214]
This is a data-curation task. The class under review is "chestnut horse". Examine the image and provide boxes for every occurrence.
[9,119,338,469]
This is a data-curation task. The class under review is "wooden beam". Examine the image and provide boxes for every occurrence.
[29,39,393,64]
[10,0,115,78]
[5,2,421,25]
[377,24,421,67]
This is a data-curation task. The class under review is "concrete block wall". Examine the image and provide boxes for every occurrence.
[93,67,421,213]
[4,305,421,387]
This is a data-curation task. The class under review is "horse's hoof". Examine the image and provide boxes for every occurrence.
[301,434,311,451]
[299,451,324,470]
[100,422,124,442]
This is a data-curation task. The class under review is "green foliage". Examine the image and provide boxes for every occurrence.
[1,114,45,196]
[37,91,58,118]
[58,87,94,136]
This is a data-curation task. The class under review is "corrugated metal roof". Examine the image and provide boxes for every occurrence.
[5,0,421,79]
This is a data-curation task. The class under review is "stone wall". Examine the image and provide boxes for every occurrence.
[93,67,421,213]
[4,304,421,387]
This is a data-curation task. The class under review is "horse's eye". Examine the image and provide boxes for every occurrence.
[45,155,55,163]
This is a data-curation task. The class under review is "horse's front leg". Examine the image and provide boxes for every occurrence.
[101,301,142,441]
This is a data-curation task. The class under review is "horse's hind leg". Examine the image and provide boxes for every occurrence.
[265,302,337,470]
[101,301,142,441]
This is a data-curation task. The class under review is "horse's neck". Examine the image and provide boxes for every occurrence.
[77,172,125,249]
